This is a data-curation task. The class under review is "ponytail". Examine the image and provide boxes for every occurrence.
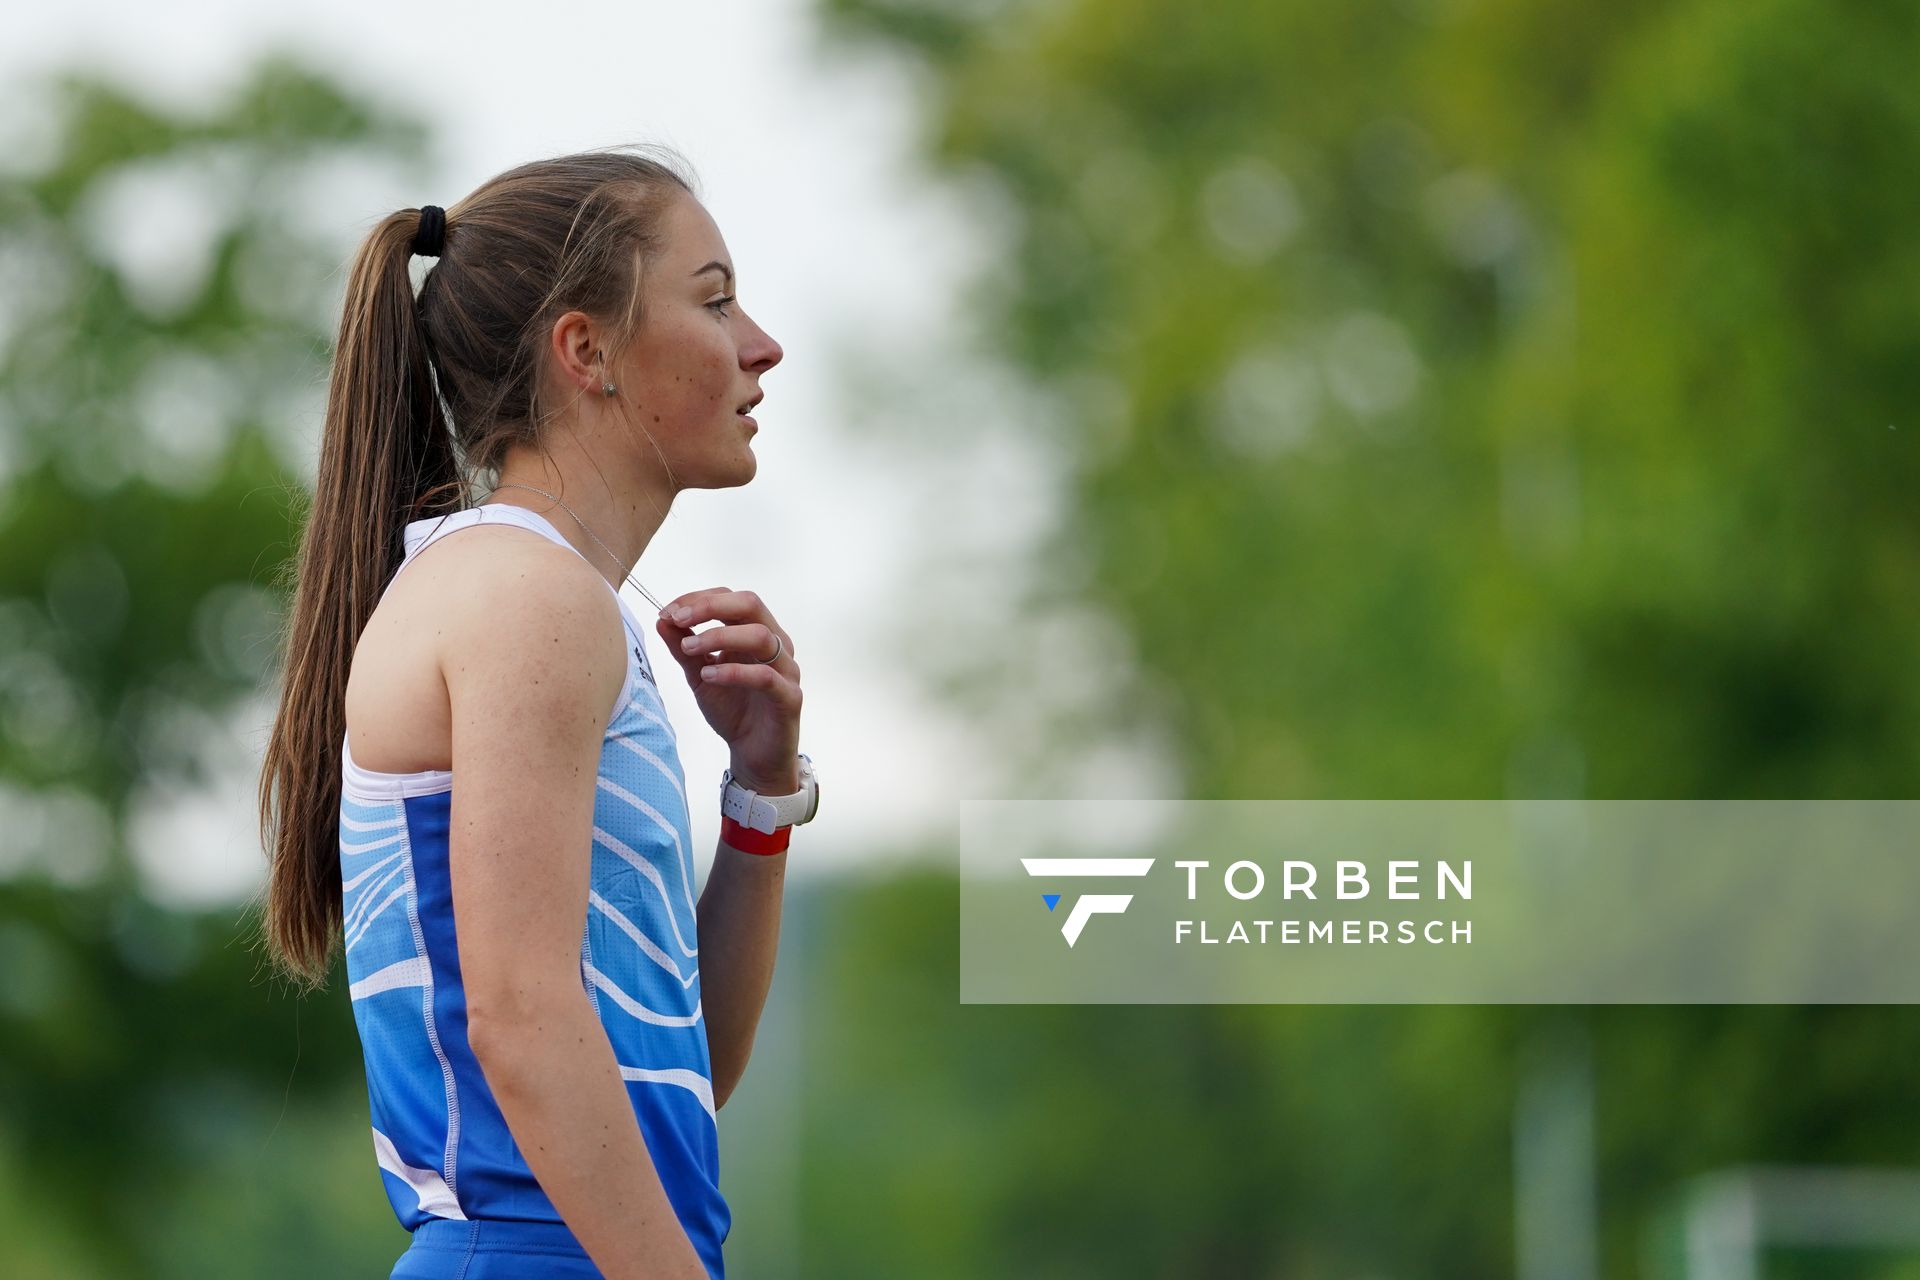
[254,208,461,990]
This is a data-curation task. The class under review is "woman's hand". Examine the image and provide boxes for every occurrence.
[655,588,803,794]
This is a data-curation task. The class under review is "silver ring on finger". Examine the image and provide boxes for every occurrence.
[754,633,784,665]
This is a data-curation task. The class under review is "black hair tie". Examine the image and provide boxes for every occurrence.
[412,205,447,258]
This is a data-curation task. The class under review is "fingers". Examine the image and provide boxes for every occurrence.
[696,659,804,708]
[654,591,803,706]
[652,616,802,697]
[676,622,796,671]
[654,615,721,689]
[659,588,782,638]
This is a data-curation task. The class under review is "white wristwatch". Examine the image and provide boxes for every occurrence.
[720,754,820,834]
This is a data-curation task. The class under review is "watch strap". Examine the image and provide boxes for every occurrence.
[720,754,817,834]
[720,814,790,856]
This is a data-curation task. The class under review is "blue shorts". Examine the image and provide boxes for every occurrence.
[390,1217,602,1278]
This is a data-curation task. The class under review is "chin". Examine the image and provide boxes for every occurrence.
[688,451,758,491]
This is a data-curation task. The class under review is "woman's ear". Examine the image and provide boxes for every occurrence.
[545,309,603,396]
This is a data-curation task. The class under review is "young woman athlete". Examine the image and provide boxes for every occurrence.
[255,146,819,1279]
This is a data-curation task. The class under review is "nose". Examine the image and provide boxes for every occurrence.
[741,310,782,373]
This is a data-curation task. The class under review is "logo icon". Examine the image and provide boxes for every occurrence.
[1020,858,1156,946]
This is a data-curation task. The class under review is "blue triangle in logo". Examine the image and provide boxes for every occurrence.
[1043,893,1061,912]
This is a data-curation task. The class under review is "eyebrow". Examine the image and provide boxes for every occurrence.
[692,260,735,286]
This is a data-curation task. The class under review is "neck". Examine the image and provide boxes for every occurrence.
[484,444,673,594]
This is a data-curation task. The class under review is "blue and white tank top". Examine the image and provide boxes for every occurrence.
[337,503,729,1278]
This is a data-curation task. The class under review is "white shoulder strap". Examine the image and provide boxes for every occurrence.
[403,504,575,560]
[374,506,580,615]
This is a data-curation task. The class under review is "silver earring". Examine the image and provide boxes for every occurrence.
[602,382,618,397]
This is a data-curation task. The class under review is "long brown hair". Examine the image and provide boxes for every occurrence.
[254,144,696,991]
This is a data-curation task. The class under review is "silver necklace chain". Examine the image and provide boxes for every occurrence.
[486,483,666,613]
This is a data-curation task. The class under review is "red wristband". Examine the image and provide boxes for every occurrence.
[721,814,790,856]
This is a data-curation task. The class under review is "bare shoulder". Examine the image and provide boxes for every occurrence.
[347,524,625,774]
[422,526,628,723]
[427,528,629,1025]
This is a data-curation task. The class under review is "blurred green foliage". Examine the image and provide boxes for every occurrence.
[806,0,1920,1276]
[0,58,429,1275]
[824,0,1920,803]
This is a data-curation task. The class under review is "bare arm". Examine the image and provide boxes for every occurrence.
[470,997,704,1279]
[445,542,704,1280]
[655,588,808,1112]
[696,833,789,1109]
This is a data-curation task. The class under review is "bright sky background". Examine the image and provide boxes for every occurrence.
[2,0,1088,902]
